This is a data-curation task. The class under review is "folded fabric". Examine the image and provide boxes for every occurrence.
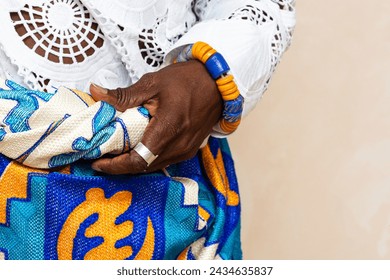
[0,78,149,169]
[0,80,242,260]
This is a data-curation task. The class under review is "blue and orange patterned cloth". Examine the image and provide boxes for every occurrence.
[0,79,241,260]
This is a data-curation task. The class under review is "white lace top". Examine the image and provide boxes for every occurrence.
[0,0,295,118]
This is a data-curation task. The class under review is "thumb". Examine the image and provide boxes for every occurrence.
[90,74,157,112]
[89,83,118,105]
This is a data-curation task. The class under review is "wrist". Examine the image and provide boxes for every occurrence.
[190,59,224,123]
[175,42,244,135]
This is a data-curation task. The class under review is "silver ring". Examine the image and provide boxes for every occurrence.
[133,142,158,167]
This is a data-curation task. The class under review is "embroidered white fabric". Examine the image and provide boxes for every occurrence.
[0,0,295,134]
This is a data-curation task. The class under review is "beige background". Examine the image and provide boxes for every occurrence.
[230,0,390,259]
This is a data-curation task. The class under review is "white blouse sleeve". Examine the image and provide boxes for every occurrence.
[166,0,296,125]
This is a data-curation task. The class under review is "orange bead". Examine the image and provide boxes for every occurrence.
[192,42,206,58]
[188,42,243,134]
[192,42,215,63]
[220,88,240,101]
[217,76,240,101]
[200,49,217,64]
[219,119,241,133]
[216,75,234,86]
[218,80,237,93]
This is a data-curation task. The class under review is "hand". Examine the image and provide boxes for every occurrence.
[89,60,223,174]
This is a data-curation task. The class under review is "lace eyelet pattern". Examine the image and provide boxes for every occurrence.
[228,4,290,91]
[11,0,105,64]
[0,0,295,99]
[270,0,295,11]
[138,15,166,68]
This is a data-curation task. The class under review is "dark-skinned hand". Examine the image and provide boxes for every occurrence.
[89,60,223,174]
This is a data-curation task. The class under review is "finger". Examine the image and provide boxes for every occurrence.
[132,112,197,173]
[95,113,181,174]
[89,83,118,105]
[91,150,148,175]
[145,133,203,172]
[89,73,157,112]
[92,116,203,174]
[138,113,181,161]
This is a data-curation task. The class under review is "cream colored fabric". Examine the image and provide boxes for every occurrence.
[0,78,148,168]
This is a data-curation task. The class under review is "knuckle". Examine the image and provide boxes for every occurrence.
[179,149,198,162]
[177,142,192,155]
[112,87,129,110]
[175,151,196,164]
[139,72,157,91]
[181,117,191,131]
[131,152,148,173]
[176,141,197,160]
[110,156,129,174]
[185,146,198,159]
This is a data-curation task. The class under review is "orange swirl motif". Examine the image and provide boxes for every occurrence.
[57,188,156,260]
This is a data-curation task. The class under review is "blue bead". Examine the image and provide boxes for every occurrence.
[204,53,230,80]
[223,111,242,123]
[222,96,244,122]
[224,96,244,113]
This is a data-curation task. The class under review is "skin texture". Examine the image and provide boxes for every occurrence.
[90,60,223,174]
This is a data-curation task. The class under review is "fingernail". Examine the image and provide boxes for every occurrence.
[91,163,102,172]
[91,83,108,95]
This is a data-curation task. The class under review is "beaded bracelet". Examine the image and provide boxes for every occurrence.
[175,41,244,135]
